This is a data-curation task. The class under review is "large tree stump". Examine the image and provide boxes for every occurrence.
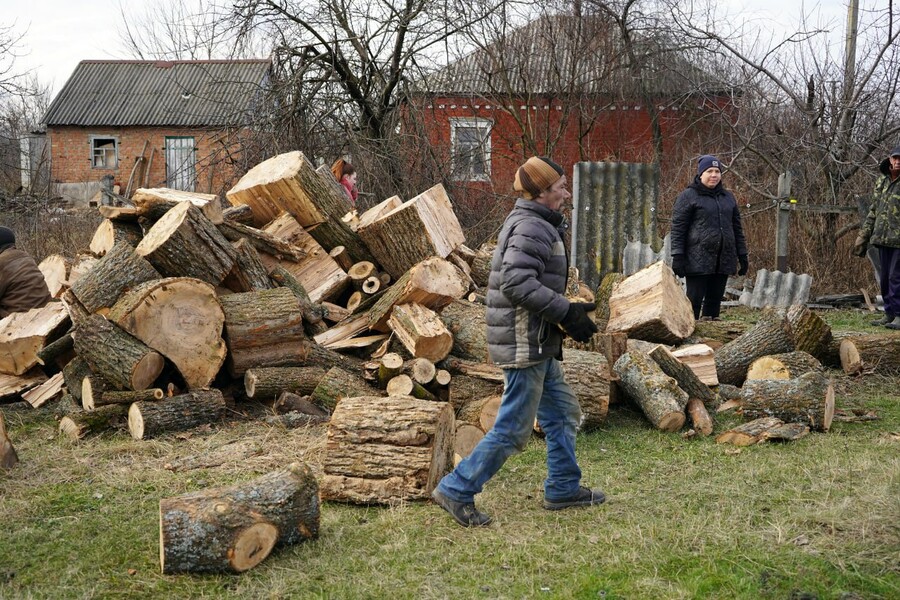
[786,305,833,360]
[133,187,223,225]
[839,334,900,375]
[607,262,695,343]
[714,308,795,386]
[58,404,128,440]
[309,366,380,412]
[244,367,328,401]
[740,372,834,432]
[369,257,469,332]
[0,411,18,468]
[74,315,164,391]
[0,303,70,376]
[320,395,455,504]
[649,344,716,408]
[613,350,688,432]
[128,389,227,439]
[562,349,611,430]
[136,202,236,286]
[357,184,465,279]
[388,303,453,362]
[745,351,823,381]
[219,288,308,376]
[159,463,319,574]
[109,278,226,389]
[438,299,489,362]
[70,242,161,314]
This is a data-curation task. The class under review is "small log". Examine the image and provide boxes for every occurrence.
[613,350,688,432]
[88,219,144,256]
[348,261,377,290]
[267,412,329,428]
[377,353,405,387]
[244,367,328,401]
[309,366,379,412]
[89,388,165,410]
[745,351,823,381]
[159,463,319,574]
[362,276,381,295]
[223,238,273,292]
[686,398,713,436]
[346,291,364,313]
[133,187,223,225]
[438,356,504,382]
[388,303,453,362]
[58,404,128,440]
[671,344,718,386]
[268,266,329,337]
[785,305,833,360]
[740,372,835,432]
[62,356,91,402]
[0,303,70,376]
[434,369,452,387]
[80,373,108,411]
[406,357,437,386]
[839,334,900,375]
[222,203,254,224]
[386,374,436,401]
[70,241,161,314]
[320,301,350,323]
[758,422,810,442]
[220,220,306,262]
[128,389,227,440]
[454,423,484,464]
[1,411,19,468]
[478,395,502,431]
[716,417,787,446]
[562,349,612,430]
[714,308,795,386]
[321,395,454,504]
[36,332,75,373]
[274,392,330,417]
[447,374,504,415]
[649,344,716,408]
[329,246,354,271]
[74,315,165,391]
[466,292,486,305]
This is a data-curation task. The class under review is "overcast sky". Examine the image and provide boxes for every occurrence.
[3,0,850,97]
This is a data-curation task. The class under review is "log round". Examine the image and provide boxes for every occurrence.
[377,353,404,387]
[740,372,834,432]
[407,358,437,385]
[128,390,227,440]
[613,350,688,432]
[562,349,611,430]
[786,305,833,360]
[454,423,484,463]
[309,367,379,411]
[58,404,128,440]
[714,308,795,386]
[839,334,900,375]
[745,351,823,381]
[74,315,165,391]
[244,366,328,400]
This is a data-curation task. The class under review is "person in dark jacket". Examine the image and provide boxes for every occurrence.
[0,226,52,319]
[670,155,748,321]
[854,145,900,329]
[431,156,605,528]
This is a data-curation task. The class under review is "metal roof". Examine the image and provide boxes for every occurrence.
[739,269,813,309]
[43,60,272,127]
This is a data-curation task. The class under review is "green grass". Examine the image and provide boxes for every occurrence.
[1,310,898,599]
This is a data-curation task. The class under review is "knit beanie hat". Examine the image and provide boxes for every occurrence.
[697,155,723,175]
[0,226,14,247]
[514,156,564,200]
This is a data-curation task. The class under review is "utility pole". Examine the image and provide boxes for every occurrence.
[837,0,860,161]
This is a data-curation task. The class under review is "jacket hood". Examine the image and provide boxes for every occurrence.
[880,157,896,177]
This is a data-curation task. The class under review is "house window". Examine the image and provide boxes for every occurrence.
[91,137,118,169]
[450,118,492,181]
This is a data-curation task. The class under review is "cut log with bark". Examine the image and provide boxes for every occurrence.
[89,219,144,256]
[320,301,350,324]
[716,417,790,446]
[70,242,162,314]
[218,220,306,263]
[594,272,625,332]
[1,410,19,468]
[60,288,90,328]
[839,334,900,375]
[219,288,308,376]
[159,462,319,574]
[357,184,464,279]
[274,392,330,418]
[74,314,165,391]
[561,349,611,430]
[386,374,436,401]
[613,350,688,432]
[109,277,226,389]
[222,238,273,292]
[132,187,223,225]
[329,246,354,271]
[714,308,795,386]
[62,356,91,402]
[88,387,164,411]
[689,319,750,348]
[98,205,139,221]
[454,423,484,464]
[222,203,254,225]
[745,351,823,381]
[309,366,379,412]
[671,344,718,386]
[740,372,834,432]
[686,398,713,436]
[67,254,99,289]
[388,303,453,362]
[438,299,489,362]
[244,367,328,401]
[469,243,494,289]
[348,261,377,290]
[368,257,469,332]
[438,356,503,382]
[136,202,236,286]
[405,357,437,385]
[21,371,64,408]
[361,276,382,295]
[377,353,405,387]
[649,345,716,408]
[58,404,128,440]
[36,332,74,374]
[785,304,833,360]
[0,302,70,376]
[128,389,227,439]
[267,266,328,338]
[607,261,695,343]
[320,395,454,504]
[38,254,72,298]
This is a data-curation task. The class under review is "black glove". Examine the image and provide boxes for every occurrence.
[560,302,599,343]
[671,255,686,277]
[738,254,749,276]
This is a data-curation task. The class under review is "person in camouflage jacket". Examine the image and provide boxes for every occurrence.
[855,145,900,329]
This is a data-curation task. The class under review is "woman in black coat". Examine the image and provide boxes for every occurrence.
[669,155,748,320]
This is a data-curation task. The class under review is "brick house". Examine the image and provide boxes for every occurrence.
[42,59,271,206]
[408,14,735,204]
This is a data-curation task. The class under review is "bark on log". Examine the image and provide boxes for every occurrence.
[268,266,330,337]
[686,398,713,436]
[438,356,504,382]
[60,288,90,329]
[649,345,717,408]
[377,353,404,387]
[274,392,330,418]
[361,276,381,295]
[159,462,319,574]
[470,244,494,289]
[80,373,107,411]
[562,349,611,430]
[448,374,504,415]
[89,219,144,256]
[70,241,161,314]
[309,366,379,412]
[329,246,354,271]
[222,203,254,224]
[785,305,833,360]
[0,303,70,376]
[607,262,695,343]
[58,404,128,440]
[109,277,226,389]
[136,202,236,286]
[128,389,227,439]
[386,375,436,401]
[133,188,223,225]
[244,367,328,401]
[437,299,489,362]
[740,372,834,432]
[218,220,306,262]
[0,411,18,468]
[62,356,91,402]
[613,350,688,432]
[321,395,455,504]
[594,272,625,332]
[839,334,900,375]
[745,351,823,381]
[74,315,165,391]
[92,388,164,409]
[388,303,453,362]
[714,308,795,386]
[716,417,786,446]
[223,238,273,292]
[405,357,436,385]
[689,319,750,346]
[36,332,74,373]
[219,288,308,376]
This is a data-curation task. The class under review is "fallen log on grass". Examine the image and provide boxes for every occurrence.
[716,417,810,446]
[128,390,227,440]
[839,334,900,375]
[714,308,795,386]
[59,404,128,440]
[740,372,835,432]
[613,350,688,432]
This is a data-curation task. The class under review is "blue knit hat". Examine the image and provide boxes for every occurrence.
[697,155,723,175]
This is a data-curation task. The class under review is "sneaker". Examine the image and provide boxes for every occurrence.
[872,312,896,326]
[544,486,606,510]
[886,316,900,331]
[431,488,492,527]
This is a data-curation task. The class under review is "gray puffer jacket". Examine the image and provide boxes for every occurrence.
[486,199,570,368]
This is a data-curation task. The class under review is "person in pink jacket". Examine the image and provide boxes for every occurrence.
[330,158,359,207]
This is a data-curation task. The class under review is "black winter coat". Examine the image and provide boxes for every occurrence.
[670,177,748,276]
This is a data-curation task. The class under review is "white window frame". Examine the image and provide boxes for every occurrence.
[90,136,119,169]
[450,117,492,182]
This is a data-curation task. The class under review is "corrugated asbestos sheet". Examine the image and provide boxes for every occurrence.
[571,161,662,289]
[739,269,813,308]
[42,60,271,128]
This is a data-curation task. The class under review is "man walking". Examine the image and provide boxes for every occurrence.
[432,156,605,527]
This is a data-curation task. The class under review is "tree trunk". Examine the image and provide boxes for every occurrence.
[74,314,165,391]
[740,372,834,432]
[309,366,379,412]
[613,350,688,432]
[222,203,254,224]
[109,277,226,389]
[649,344,716,408]
[714,308,795,386]
[607,262,695,343]
[267,266,330,336]
[128,389,227,440]
[58,404,128,440]
[745,351,823,381]
[839,334,900,375]
[437,299,489,362]
[0,303,70,376]
[388,303,453,362]
[321,395,455,504]
[244,367,328,401]
[70,242,161,314]
[222,238,273,293]
[159,463,319,574]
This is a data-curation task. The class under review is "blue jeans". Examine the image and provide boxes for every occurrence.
[436,358,583,503]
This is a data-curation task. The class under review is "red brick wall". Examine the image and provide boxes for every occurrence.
[48,126,248,195]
